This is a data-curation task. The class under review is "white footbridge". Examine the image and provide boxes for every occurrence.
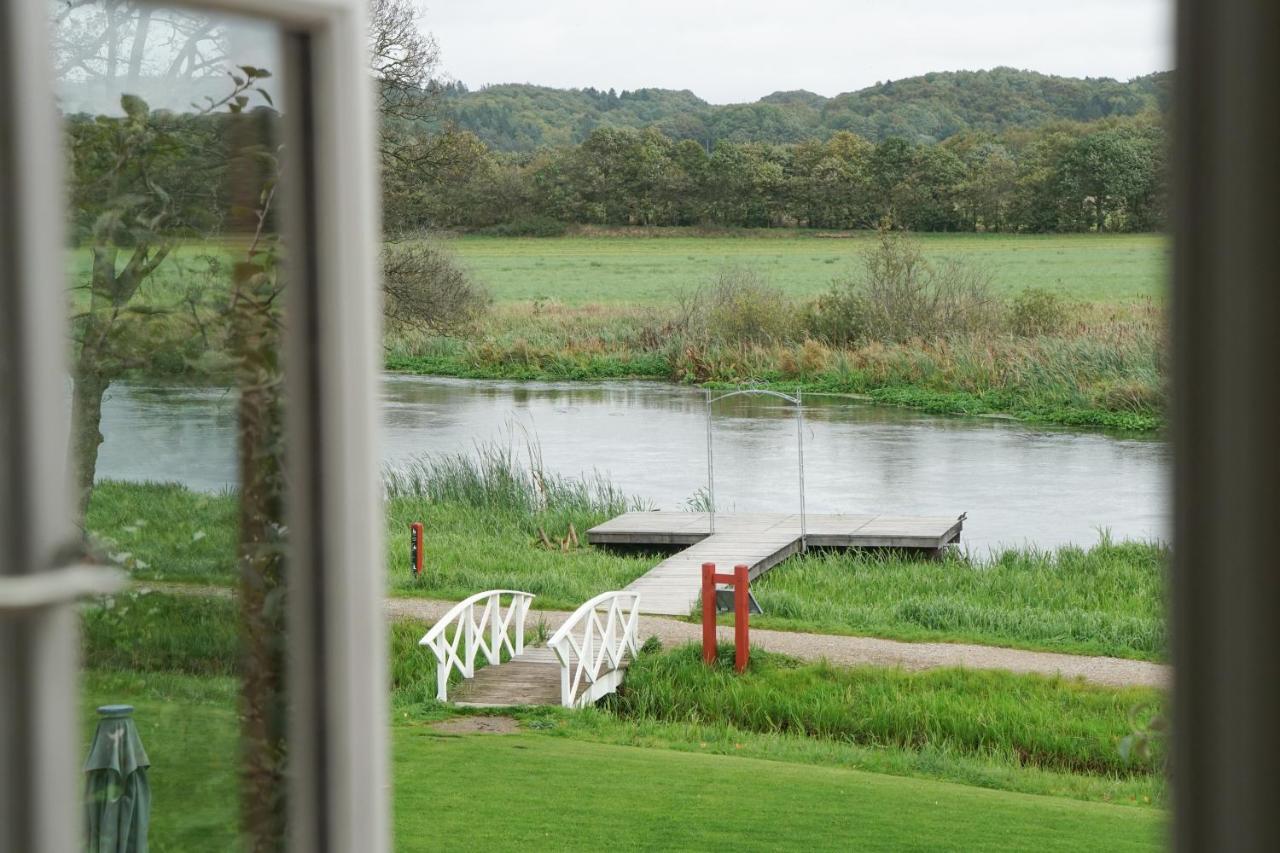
[419,589,641,708]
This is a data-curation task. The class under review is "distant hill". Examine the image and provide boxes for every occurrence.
[441,67,1171,152]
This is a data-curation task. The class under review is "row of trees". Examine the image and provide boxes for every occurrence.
[385,115,1166,234]
[439,69,1171,152]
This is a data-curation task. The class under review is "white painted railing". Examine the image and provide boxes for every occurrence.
[419,590,534,702]
[549,590,642,708]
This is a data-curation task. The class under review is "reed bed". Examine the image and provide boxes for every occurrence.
[388,297,1165,431]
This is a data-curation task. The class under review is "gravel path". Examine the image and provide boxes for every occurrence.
[383,597,1168,690]
[141,583,1169,690]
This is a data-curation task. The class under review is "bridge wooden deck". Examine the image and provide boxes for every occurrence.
[588,511,963,616]
[450,647,632,708]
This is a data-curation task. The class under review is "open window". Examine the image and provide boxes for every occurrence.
[0,1,386,850]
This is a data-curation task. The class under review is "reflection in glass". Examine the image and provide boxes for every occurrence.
[57,3,290,847]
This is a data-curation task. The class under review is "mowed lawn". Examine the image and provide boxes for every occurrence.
[399,735,1163,853]
[84,672,1163,853]
[448,232,1169,305]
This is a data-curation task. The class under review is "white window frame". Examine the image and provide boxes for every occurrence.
[0,2,387,851]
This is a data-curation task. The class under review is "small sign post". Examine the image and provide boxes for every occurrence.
[410,521,424,577]
[701,562,751,672]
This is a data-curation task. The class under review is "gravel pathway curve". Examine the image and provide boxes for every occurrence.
[141,583,1169,690]
[382,597,1168,690]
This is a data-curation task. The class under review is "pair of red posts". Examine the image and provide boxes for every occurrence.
[701,562,751,673]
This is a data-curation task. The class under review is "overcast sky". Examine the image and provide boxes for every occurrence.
[425,0,1173,104]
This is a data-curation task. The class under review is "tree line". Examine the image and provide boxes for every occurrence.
[384,113,1167,235]
[438,69,1170,153]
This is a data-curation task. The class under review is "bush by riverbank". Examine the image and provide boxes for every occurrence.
[88,465,1168,661]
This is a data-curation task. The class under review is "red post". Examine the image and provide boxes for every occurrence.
[410,522,424,577]
[702,562,717,665]
[734,563,749,672]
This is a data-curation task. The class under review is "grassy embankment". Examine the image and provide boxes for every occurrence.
[387,230,1168,432]
[69,231,1166,431]
[89,438,1167,662]
[82,592,1165,851]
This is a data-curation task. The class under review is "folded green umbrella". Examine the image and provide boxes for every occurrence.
[85,704,151,853]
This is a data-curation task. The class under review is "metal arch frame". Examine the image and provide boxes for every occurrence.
[705,388,807,550]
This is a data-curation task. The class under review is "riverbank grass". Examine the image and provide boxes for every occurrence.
[87,476,1168,661]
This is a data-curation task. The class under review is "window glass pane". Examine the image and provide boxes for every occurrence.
[55,3,292,847]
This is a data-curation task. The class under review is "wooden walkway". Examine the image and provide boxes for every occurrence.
[588,511,964,616]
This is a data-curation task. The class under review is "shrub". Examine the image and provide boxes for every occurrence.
[475,215,568,237]
[815,228,1001,344]
[1009,287,1068,336]
[383,238,490,337]
[805,288,871,345]
[681,266,797,345]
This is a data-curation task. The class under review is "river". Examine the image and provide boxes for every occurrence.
[93,375,1169,551]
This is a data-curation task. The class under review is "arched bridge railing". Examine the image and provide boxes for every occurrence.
[549,590,642,708]
[418,589,534,702]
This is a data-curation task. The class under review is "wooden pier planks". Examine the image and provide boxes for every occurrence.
[589,511,963,616]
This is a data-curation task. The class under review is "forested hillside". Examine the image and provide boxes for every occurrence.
[439,68,1171,152]
[386,115,1167,234]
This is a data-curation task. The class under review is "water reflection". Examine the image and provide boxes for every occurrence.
[95,375,1169,550]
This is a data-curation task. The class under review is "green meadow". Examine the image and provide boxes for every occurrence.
[446,231,1169,305]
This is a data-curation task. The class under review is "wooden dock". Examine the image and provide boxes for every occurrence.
[588,511,964,616]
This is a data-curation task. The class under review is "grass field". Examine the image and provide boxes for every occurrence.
[447,231,1169,305]
[88,472,1168,661]
[81,671,1163,852]
[397,734,1163,852]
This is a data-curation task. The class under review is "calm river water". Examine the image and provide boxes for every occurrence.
[94,376,1169,551]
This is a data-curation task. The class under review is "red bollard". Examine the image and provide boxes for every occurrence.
[734,563,749,673]
[701,561,751,672]
[410,522,424,577]
[702,562,717,665]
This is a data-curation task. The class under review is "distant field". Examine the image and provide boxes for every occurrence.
[448,231,1169,305]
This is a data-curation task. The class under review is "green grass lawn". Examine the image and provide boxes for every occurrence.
[397,734,1163,852]
[447,232,1169,305]
[82,670,1163,852]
